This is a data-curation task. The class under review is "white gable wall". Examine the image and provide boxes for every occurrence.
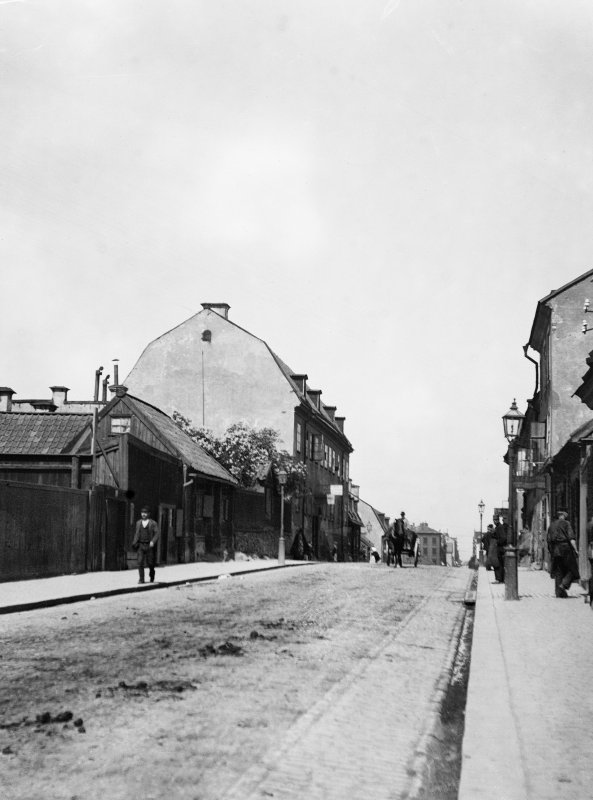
[125,309,297,449]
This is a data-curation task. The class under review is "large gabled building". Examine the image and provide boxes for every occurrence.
[125,303,356,560]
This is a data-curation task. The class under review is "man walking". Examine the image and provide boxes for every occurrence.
[492,519,507,583]
[392,511,407,568]
[547,510,579,598]
[132,507,160,584]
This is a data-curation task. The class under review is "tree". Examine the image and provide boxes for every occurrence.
[172,412,307,493]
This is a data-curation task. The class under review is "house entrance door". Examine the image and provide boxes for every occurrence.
[158,504,175,564]
[105,496,127,570]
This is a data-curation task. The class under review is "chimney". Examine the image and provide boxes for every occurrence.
[291,374,308,394]
[335,416,345,433]
[307,389,322,409]
[94,366,104,402]
[201,303,230,319]
[50,386,69,408]
[0,387,15,413]
[323,405,336,422]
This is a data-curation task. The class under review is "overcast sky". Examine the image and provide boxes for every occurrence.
[3,0,593,557]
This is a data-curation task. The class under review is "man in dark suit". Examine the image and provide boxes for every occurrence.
[392,511,407,568]
[132,507,160,584]
[547,510,579,598]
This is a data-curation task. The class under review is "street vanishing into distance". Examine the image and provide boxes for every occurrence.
[0,564,471,800]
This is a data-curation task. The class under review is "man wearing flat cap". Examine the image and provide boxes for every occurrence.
[546,510,579,598]
[132,507,160,584]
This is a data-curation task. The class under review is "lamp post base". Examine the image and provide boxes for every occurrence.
[278,537,285,566]
[504,546,519,600]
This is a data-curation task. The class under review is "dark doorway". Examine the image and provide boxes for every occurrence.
[312,516,320,559]
[158,504,175,564]
[105,496,127,570]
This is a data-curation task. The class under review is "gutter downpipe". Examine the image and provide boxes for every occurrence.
[523,344,539,397]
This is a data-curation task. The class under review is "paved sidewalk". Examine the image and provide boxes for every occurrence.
[0,559,307,614]
[459,566,593,800]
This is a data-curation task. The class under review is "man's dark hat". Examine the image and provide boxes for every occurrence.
[141,506,150,513]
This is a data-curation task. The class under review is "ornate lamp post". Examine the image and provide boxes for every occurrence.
[478,499,485,565]
[277,468,287,566]
[502,399,525,600]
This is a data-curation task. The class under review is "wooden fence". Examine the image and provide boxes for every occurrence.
[0,479,90,582]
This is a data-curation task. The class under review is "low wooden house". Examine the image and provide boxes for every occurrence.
[71,386,238,568]
[0,387,237,580]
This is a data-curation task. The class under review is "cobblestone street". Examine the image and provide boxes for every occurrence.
[0,564,468,800]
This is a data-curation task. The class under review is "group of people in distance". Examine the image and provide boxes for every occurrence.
[482,510,580,598]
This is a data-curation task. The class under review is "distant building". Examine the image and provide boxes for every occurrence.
[414,522,445,566]
[357,497,389,559]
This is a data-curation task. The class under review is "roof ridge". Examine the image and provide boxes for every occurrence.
[0,411,92,417]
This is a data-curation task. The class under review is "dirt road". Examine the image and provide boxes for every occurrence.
[0,563,468,800]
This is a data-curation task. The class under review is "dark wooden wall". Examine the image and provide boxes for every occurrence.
[0,480,88,581]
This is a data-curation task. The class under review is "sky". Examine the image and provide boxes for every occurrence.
[3,0,593,558]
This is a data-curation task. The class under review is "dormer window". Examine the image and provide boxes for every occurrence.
[110,415,131,435]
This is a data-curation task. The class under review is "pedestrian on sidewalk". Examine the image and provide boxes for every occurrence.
[482,524,494,571]
[490,520,507,583]
[392,512,406,568]
[132,507,160,584]
[547,510,579,598]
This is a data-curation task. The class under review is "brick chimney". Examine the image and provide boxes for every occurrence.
[334,416,345,433]
[0,387,15,413]
[50,386,69,408]
[291,374,308,394]
[201,303,230,319]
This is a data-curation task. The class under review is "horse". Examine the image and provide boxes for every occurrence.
[385,530,419,567]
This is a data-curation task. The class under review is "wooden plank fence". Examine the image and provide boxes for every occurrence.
[0,479,89,582]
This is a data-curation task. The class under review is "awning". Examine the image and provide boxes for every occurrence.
[360,532,373,549]
[348,509,364,527]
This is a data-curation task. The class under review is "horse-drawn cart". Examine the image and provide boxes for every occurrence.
[386,530,420,567]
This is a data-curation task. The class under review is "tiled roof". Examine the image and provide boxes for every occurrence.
[267,348,353,447]
[124,396,237,484]
[0,413,92,455]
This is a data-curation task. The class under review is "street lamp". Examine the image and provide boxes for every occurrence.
[477,499,485,565]
[277,468,287,566]
[478,499,485,533]
[502,399,525,600]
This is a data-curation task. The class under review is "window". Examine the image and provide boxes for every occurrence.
[296,422,302,454]
[110,416,131,434]
[312,434,324,462]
